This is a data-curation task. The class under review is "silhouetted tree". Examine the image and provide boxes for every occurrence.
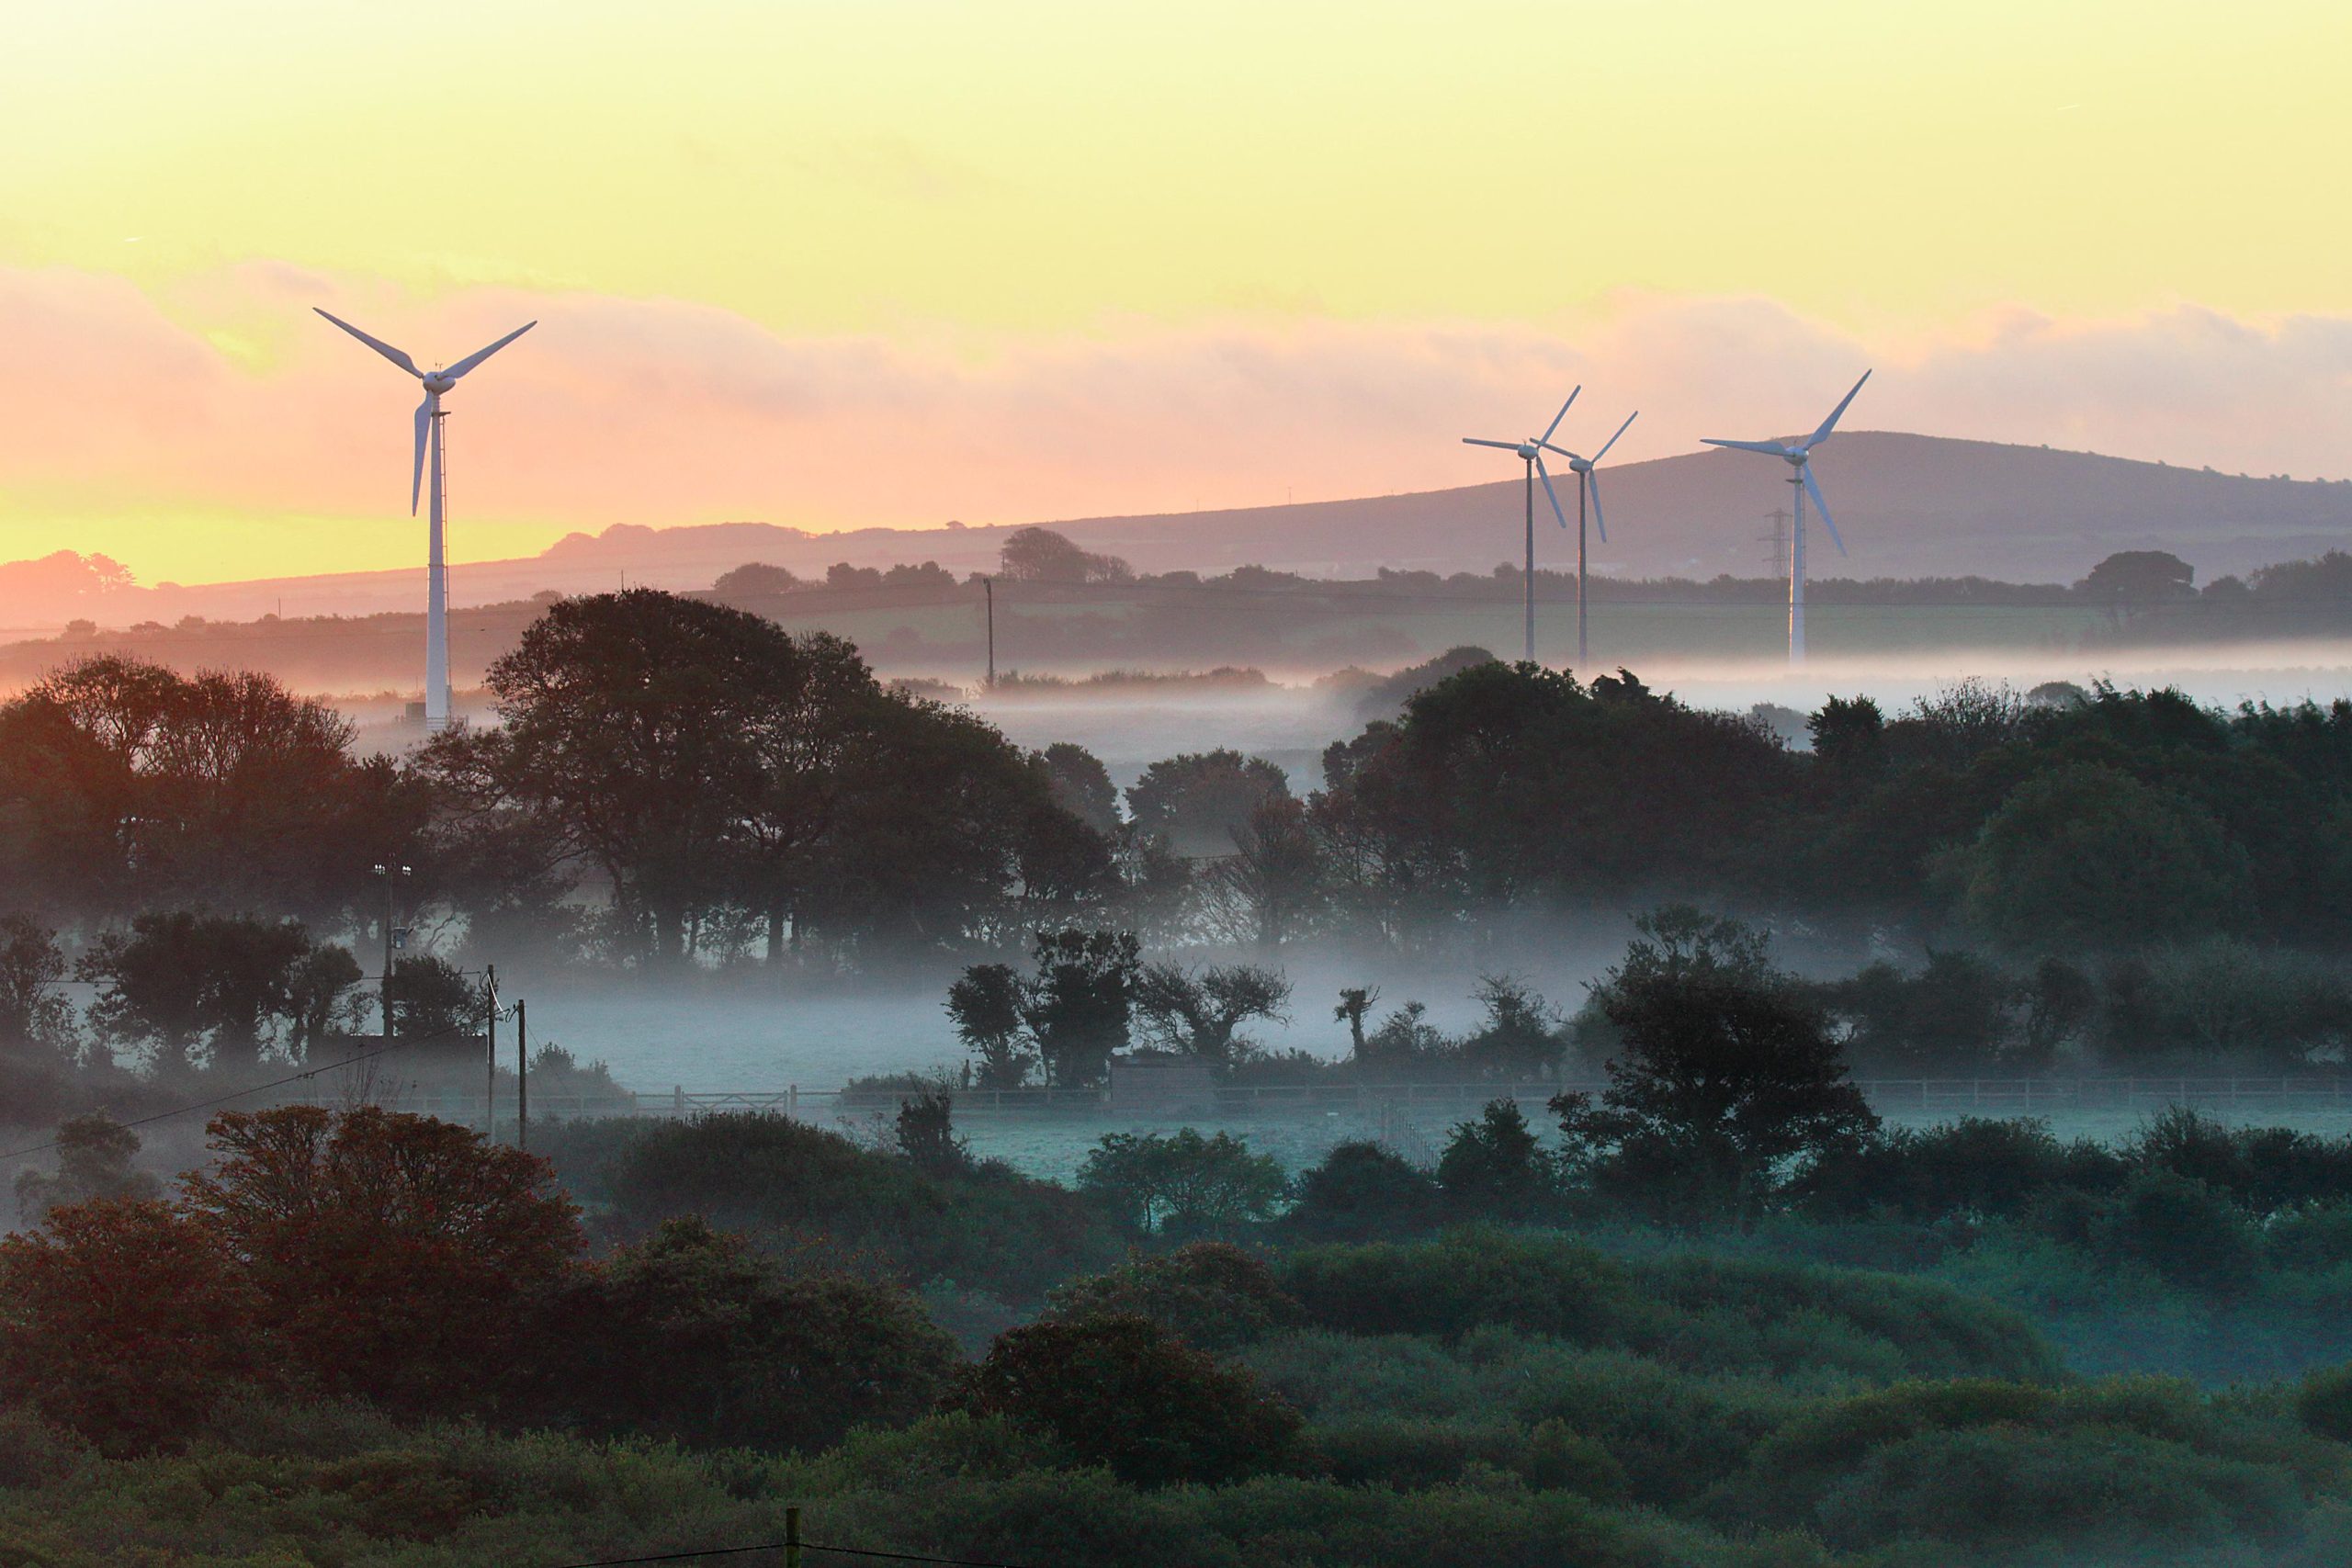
[1553,908,1878,1225]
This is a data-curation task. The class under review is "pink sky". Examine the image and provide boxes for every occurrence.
[6,260,2351,585]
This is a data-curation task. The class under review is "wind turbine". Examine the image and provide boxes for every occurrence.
[315,308,536,730]
[1463,388,1577,663]
[1543,410,1637,667]
[1702,370,1871,664]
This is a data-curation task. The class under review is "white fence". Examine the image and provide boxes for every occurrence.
[316,1075,2352,1125]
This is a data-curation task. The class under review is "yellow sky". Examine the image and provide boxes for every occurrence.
[2,0,2348,583]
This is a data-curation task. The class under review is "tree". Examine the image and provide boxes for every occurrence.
[1460,974,1568,1077]
[1211,794,1327,945]
[0,657,413,925]
[2078,549,2196,604]
[385,954,482,1039]
[0,1197,265,1453]
[1125,750,1291,858]
[1039,742,1121,834]
[179,1105,581,1415]
[13,1114,159,1223]
[1333,986,1379,1057]
[421,591,1098,963]
[895,1089,971,1176]
[710,562,804,598]
[997,526,1131,584]
[1552,908,1879,1225]
[1436,1099,1552,1216]
[1285,1141,1442,1239]
[0,916,75,1059]
[1077,1128,1287,1237]
[1951,762,2253,950]
[956,1313,1301,1485]
[78,911,349,1072]
[539,1216,958,1450]
[944,962,1035,1088]
[1132,962,1293,1066]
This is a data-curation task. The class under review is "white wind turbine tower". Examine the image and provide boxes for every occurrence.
[315,308,537,730]
[1463,388,1578,663]
[1702,370,1871,664]
[1543,410,1637,667]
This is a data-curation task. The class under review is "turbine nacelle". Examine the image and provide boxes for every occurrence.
[423,372,457,395]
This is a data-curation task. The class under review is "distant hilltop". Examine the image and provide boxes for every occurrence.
[13,432,2352,630]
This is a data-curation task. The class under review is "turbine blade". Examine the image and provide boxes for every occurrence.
[445,320,537,379]
[1702,437,1787,456]
[1804,465,1848,556]
[1462,437,1521,450]
[1587,468,1608,545]
[412,393,432,516]
[315,308,423,378]
[1539,386,1582,445]
[1591,410,1638,463]
[1536,455,1570,530]
[1804,368,1872,449]
[1539,440,1578,461]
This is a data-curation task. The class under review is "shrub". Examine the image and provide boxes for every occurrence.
[1046,1242,1304,1350]
[2096,1169,2264,1297]
[2299,1362,2352,1443]
[0,1197,266,1452]
[1075,1129,1287,1238]
[955,1313,1303,1486]
[1283,1140,1441,1240]
[601,1111,1118,1300]
[537,1216,960,1451]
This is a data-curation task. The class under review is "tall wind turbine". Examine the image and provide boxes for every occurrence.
[1463,388,1578,663]
[1702,370,1871,664]
[1543,410,1637,667]
[315,308,536,730]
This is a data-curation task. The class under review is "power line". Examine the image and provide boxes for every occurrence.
[547,1540,1054,1568]
[0,1020,489,1165]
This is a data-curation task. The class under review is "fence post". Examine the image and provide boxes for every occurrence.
[785,1506,801,1568]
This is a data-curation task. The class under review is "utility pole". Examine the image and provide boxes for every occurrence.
[981,575,996,689]
[514,997,528,1153]
[372,863,411,1040]
[483,964,498,1142]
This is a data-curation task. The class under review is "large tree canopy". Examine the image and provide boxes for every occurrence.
[420,591,1107,964]
[0,658,416,925]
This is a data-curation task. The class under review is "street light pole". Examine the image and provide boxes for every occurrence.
[371,863,411,1039]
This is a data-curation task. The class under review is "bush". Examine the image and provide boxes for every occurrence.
[956,1313,1304,1486]
[536,1216,961,1451]
[2096,1169,2264,1297]
[2299,1362,2352,1442]
[1075,1129,1287,1239]
[1283,1140,1442,1240]
[601,1111,1118,1300]
[1046,1242,1305,1350]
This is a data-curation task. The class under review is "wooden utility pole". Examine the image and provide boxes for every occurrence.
[483,964,499,1141]
[981,575,996,688]
[515,996,528,1153]
[785,1507,802,1568]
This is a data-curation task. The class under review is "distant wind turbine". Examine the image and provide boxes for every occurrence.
[1702,370,1871,664]
[315,308,536,730]
[1463,388,1578,663]
[1543,410,1637,667]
